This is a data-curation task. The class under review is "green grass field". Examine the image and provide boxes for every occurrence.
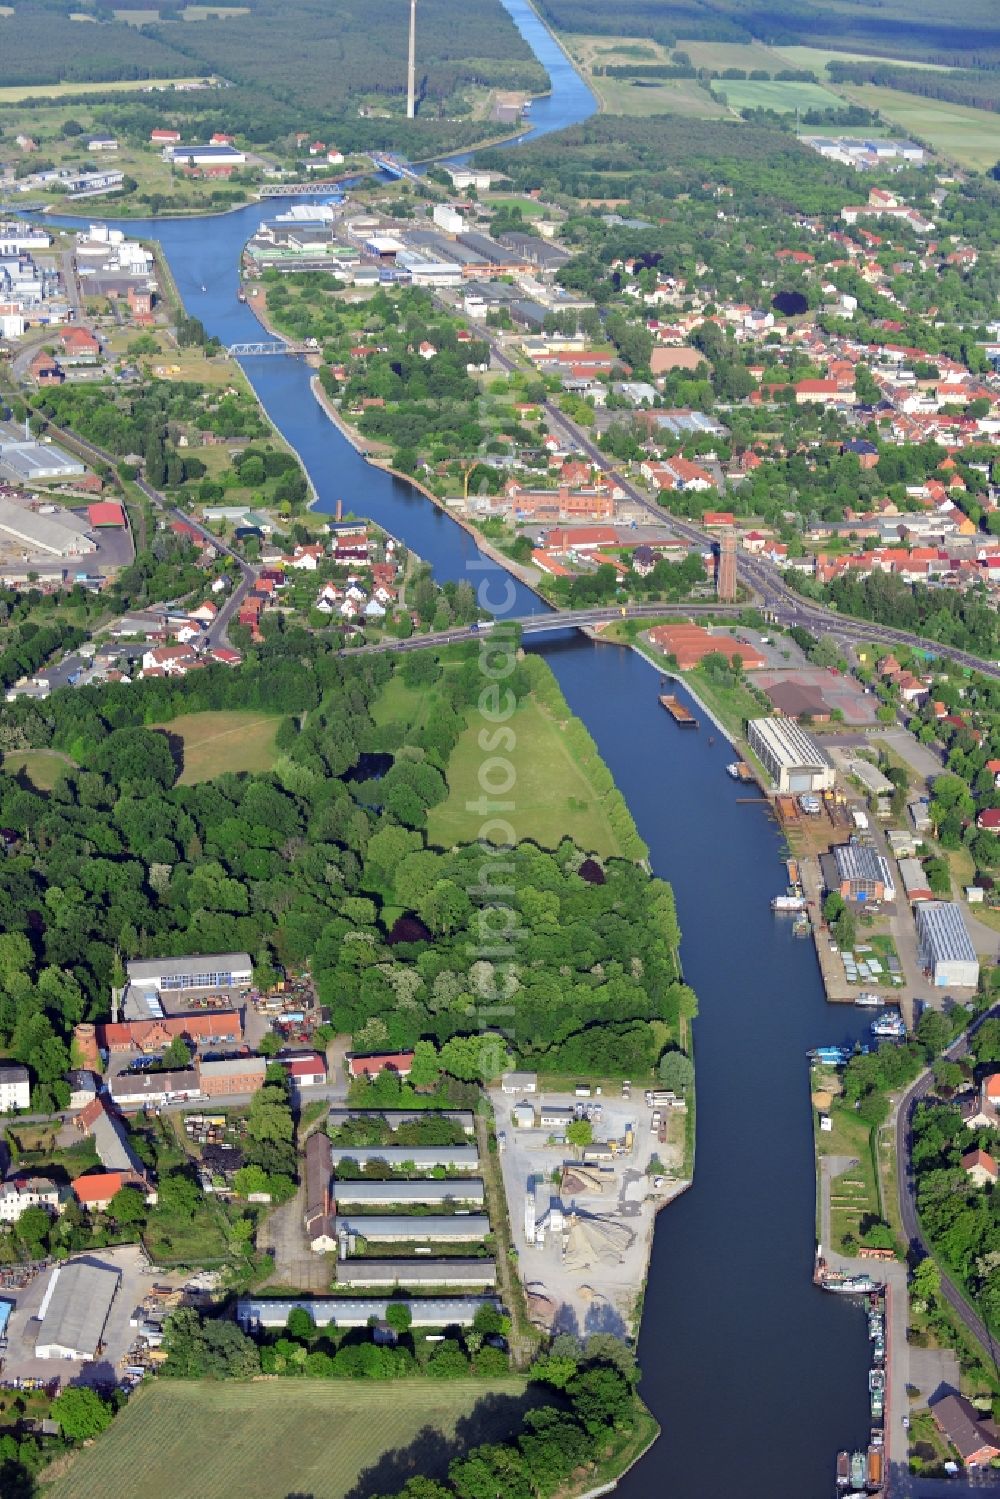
[427,692,624,857]
[47,1377,533,1499]
[2,749,75,790]
[709,77,845,113]
[153,710,281,783]
[837,82,1000,170]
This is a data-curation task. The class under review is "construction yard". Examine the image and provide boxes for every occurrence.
[490,1084,689,1341]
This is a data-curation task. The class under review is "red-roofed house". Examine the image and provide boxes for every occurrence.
[30,351,63,385]
[978,809,1000,833]
[795,379,848,405]
[60,327,101,362]
[96,1012,242,1054]
[962,1147,998,1187]
[348,1051,414,1080]
[72,1171,130,1211]
[986,759,1000,789]
[282,1053,327,1088]
[544,526,618,551]
[151,128,181,144]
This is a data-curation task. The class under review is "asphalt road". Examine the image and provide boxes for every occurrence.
[896,1004,1000,1370]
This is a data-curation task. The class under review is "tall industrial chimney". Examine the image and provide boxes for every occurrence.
[406,0,417,119]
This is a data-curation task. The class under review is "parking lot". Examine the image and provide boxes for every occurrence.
[490,1084,690,1340]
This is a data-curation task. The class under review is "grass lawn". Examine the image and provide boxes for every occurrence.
[47,1377,534,1499]
[2,748,75,791]
[142,1200,232,1266]
[819,1101,882,1252]
[837,83,1000,169]
[709,77,845,112]
[370,672,431,733]
[427,692,624,857]
[683,664,762,743]
[153,711,282,784]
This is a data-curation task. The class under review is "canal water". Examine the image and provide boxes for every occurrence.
[46,8,877,1490]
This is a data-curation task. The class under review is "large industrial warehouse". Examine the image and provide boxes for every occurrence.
[746,717,836,794]
[328,1145,480,1171]
[334,1259,497,1289]
[332,1179,486,1207]
[335,1214,490,1243]
[236,1295,499,1331]
[35,1259,121,1360]
[915,901,979,988]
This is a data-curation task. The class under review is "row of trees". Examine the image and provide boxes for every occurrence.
[373,1335,643,1499]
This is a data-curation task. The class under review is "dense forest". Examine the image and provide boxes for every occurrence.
[478,115,856,215]
[0,0,545,153]
[0,12,193,85]
[0,635,688,1099]
[536,0,1000,67]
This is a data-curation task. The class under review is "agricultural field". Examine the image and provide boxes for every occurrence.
[2,749,76,791]
[835,82,1000,170]
[153,711,282,783]
[563,32,726,118]
[181,4,250,15]
[772,44,957,77]
[599,74,727,118]
[0,75,211,102]
[682,39,789,72]
[47,1377,534,1499]
[427,691,625,857]
[709,77,846,113]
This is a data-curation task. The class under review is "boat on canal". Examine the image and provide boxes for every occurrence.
[772,894,807,912]
[855,992,881,1008]
[850,1450,866,1491]
[659,694,697,726]
[726,760,753,781]
[810,1046,852,1066]
[871,1010,906,1039]
[836,1450,850,1488]
[869,1368,885,1419]
[814,1256,879,1295]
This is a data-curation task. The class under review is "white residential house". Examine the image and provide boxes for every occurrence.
[0,1177,60,1223]
[0,1065,30,1113]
